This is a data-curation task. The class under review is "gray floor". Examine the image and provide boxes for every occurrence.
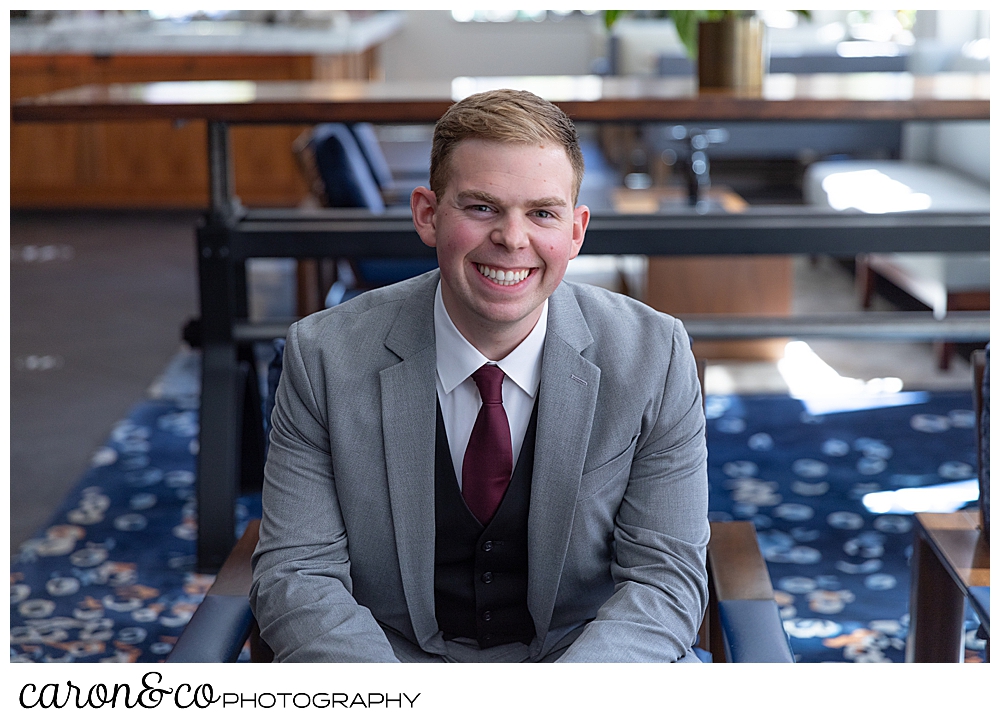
[10,211,200,547]
[8,211,975,549]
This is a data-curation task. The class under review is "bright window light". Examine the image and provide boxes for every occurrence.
[143,81,256,104]
[837,41,900,58]
[451,9,588,23]
[962,38,991,60]
[147,9,227,21]
[817,22,847,44]
[759,10,799,29]
[862,479,979,515]
[821,169,931,214]
[777,341,918,415]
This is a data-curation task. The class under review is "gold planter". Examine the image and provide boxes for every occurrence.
[697,16,766,92]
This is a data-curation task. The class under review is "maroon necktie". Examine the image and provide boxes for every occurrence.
[462,364,513,525]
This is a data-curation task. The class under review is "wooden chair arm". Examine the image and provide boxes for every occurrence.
[702,520,794,662]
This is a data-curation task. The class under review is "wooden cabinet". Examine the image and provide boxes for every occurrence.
[10,50,381,208]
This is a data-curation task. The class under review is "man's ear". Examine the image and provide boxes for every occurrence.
[410,186,438,248]
[569,204,590,260]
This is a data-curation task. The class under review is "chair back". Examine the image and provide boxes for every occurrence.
[309,123,386,212]
[350,122,395,190]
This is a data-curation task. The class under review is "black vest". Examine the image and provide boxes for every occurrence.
[434,401,537,648]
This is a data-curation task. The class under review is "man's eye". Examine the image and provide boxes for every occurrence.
[469,204,492,213]
[534,209,555,219]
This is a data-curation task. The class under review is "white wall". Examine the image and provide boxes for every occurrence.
[932,123,990,185]
[611,18,686,76]
[904,10,990,184]
[380,11,604,81]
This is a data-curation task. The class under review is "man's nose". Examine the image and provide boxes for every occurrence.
[490,215,530,250]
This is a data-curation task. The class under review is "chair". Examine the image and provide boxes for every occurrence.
[169,334,793,663]
[292,122,437,312]
[166,518,792,662]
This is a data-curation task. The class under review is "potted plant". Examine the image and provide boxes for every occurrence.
[605,10,809,91]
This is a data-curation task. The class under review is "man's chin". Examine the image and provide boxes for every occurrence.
[473,299,546,330]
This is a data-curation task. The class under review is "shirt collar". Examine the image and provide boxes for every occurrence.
[434,281,546,398]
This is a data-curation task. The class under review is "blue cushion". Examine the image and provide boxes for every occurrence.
[356,258,437,285]
[166,595,254,663]
[350,122,395,190]
[309,124,435,302]
[717,599,795,663]
[310,123,385,212]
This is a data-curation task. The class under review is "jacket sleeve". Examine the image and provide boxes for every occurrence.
[249,322,400,662]
[557,319,710,662]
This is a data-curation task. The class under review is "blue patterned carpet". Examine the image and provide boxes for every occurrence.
[706,391,985,663]
[10,370,986,663]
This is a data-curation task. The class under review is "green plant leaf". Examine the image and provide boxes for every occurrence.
[603,9,626,31]
[605,9,812,60]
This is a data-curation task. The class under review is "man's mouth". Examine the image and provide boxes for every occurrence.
[476,264,530,286]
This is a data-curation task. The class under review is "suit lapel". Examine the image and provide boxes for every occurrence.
[380,274,440,646]
[378,277,600,649]
[527,283,599,640]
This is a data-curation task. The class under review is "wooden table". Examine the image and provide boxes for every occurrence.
[908,511,990,662]
[13,72,990,124]
[12,73,991,570]
[10,12,403,208]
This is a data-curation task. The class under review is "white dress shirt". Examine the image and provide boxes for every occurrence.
[434,282,546,490]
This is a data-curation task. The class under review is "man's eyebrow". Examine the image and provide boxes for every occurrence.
[456,190,502,205]
[527,196,569,208]
[455,191,569,209]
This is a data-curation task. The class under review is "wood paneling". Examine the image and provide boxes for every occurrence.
[11,52,380,208]
[610,186,792,361]
[645,255,793,361]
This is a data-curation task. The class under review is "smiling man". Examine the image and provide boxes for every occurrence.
[250,89,709,663]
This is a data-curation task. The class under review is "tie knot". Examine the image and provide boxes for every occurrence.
[471,364,505,404]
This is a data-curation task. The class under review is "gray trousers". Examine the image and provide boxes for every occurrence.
[382,625,702,663]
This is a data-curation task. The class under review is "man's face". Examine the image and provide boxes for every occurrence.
[411,139,589,355]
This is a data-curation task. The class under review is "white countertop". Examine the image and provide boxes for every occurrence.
[10,11,404,55]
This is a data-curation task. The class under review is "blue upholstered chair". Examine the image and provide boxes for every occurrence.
[166,516,793,663]
[294,123,437,308]
[169,333,794,663]
[168,335,793,664]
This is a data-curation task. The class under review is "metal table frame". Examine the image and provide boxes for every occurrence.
[196,119,990,570]
[9,72,990,569]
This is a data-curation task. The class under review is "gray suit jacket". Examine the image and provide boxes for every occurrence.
[250,270,709,662]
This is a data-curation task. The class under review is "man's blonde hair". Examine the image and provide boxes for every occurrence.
[429,89,585,204]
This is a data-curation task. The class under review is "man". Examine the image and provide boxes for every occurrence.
[250,89,709,662]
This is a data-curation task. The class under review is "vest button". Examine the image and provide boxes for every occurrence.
[482,610,492,622]
[481,571,493,584]
[482,541,493,552]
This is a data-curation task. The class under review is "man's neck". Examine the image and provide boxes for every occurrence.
[441,298,543,362]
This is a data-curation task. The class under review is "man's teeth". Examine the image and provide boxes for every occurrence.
[477,264,529,286]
